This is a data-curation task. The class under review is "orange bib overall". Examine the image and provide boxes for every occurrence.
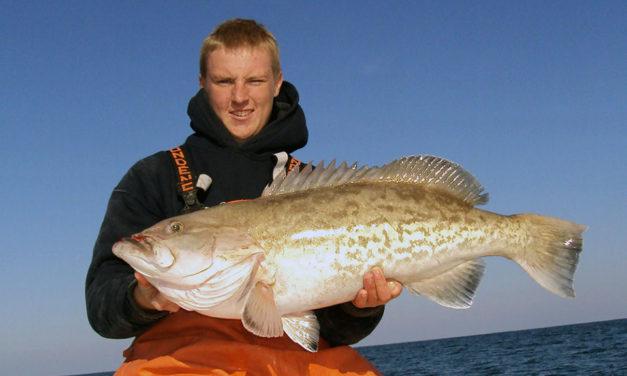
[114,311,381,376]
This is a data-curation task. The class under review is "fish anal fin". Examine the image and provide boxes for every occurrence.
[405,259,485,309]
[282,311,320,352]
[242,282,283,338]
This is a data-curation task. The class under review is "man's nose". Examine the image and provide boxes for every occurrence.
[231,82,248,103]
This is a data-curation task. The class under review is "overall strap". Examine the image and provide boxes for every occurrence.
[169,145,211,214]
[287,154,302,173]
[272,151,302,181]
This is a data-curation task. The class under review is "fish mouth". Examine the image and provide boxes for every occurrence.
[113,235,149,255]
[123,236,144,248]
[126,234,161,251]
[113,235,163,273]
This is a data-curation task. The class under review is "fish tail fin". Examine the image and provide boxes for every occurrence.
[512,214,586,298]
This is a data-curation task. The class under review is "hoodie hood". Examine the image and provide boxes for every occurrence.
[187,81,308,155]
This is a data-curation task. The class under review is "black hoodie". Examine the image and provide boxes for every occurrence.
[85,82,383,345]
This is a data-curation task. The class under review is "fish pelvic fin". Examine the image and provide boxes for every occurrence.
[242,285,320,352]
[512,214,586,298]
[242,282,283,338]
[282,311,320,352]
[405,259,486,309]
[263,155,488,206]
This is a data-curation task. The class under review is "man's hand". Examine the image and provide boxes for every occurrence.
[352,267,403,309]
[133,272,181,312]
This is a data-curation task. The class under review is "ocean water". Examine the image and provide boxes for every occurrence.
[74,319,626,376]
[357,318,627,375]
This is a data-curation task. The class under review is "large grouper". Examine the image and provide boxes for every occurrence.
[113,155,586,352]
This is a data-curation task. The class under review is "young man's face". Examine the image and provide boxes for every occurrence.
[199,46,283,144]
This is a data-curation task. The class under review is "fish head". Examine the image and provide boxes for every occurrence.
[112,210,265,289]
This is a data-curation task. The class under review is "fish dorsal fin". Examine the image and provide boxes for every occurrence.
[263,155,489,206]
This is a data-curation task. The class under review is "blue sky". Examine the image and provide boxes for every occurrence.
[1,1,625,375]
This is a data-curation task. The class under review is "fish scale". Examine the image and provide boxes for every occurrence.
[239,182,492,310]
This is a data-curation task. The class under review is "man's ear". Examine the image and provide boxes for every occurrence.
[273,71,283,97]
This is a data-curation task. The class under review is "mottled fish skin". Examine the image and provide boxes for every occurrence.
[113,155,585,351]
[202,181,524,313]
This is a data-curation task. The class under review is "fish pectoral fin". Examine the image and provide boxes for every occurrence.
[242,281,283,338]
[405,259,486,309]
[175,253,263,311]
[281,311,320,352]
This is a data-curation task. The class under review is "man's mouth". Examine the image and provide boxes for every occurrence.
[231,110,253,117]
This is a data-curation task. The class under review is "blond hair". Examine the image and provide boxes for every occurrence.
[199,19,281,78]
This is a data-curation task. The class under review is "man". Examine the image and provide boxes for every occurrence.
[86,19,401,374]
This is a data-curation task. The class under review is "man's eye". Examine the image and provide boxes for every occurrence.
[213,79,233,85]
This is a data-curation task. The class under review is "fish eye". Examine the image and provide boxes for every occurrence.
[168,222,183,233]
